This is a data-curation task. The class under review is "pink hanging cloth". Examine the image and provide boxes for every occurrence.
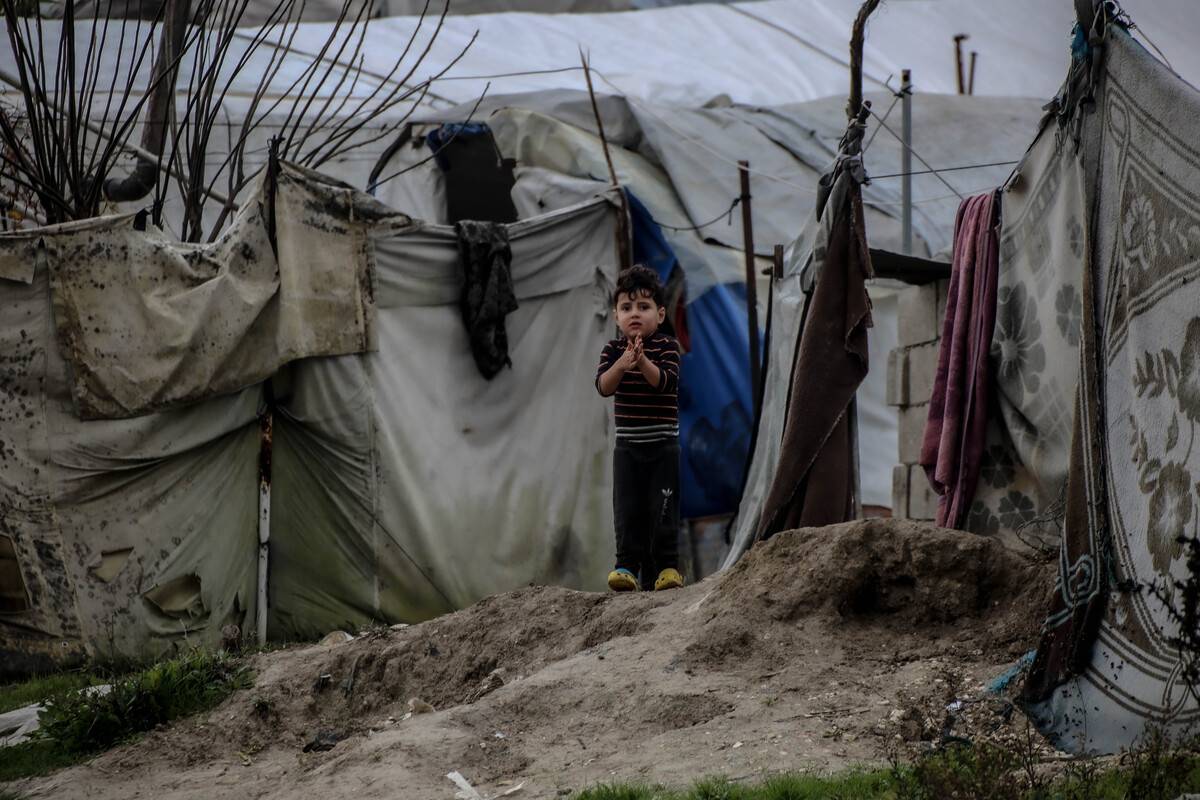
[920,191,1001,529]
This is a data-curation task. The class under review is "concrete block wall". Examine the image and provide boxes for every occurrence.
[888,279,949,522]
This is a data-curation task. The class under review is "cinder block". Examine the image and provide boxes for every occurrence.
[898,402,929,465]
[935,278,950,336]
[908,464,940,521]
[886,347,907,407]
[905,341,941,407]
[897,283,940,347]
[891,464,910,519]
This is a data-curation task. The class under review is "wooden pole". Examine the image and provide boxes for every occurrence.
[968,51,978,95]
[739,160,761,410]
[953,34,968,94]
[772,243,784,280]
[847,0,882,118]
[580,50,631,269]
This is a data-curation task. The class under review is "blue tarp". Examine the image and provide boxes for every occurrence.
[679,283,757,517]
[626,191,679,284]
[626,191,759,519]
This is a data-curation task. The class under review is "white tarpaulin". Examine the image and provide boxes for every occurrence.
[30,0,1198,108]
[0,261,262,672]
[270,193,622,635]
[721,236,812,568]
[391,90,1046,286]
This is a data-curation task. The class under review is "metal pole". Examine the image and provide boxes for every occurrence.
[772,243,784,280]
[968,51,978,95]
[901,69,913,256]
[738,160,761,410]
[256,410,273,647]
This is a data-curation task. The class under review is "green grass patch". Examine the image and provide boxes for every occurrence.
[572,770,896,800]
[891,734,1200,800]
[0,671,107,715]
[0,649,251,785]
[37,649,251,754]
[571,744,1200,800]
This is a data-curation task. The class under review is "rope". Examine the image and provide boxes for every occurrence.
[590,69,818,195]
[431,66,585,82]
[1129,22,1176,74]
[870,160,1020,179]
[652,197,741,232]
[865,187,995,207]
[726,5,891,91]
[867,105,964,201]
[862,89,902,154]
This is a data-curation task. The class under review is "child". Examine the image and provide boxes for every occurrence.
[595,265,684,592]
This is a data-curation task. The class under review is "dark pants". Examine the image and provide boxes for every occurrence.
[613,439,680,589]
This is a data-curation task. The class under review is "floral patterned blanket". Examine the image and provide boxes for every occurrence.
[1022,28,1200,753]
[964,110,1086,553]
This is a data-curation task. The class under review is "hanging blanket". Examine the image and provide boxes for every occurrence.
[455,220,519,379]
[754,145,872,538]
[964,119,1087,551]
[920,192,1000,529]
[1022,28,1200,753]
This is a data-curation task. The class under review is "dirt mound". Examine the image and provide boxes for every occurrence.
[680,518,1050,672]
[178,584,670,760]
[718,518,1028,623]
[303,584,661,710]
[17,520,1057,800]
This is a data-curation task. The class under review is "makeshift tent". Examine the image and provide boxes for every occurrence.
[2,0,1175,673]
[723,2,1200,752]
[0,162,622,672]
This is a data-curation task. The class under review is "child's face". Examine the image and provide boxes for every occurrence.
[615,289,665,339]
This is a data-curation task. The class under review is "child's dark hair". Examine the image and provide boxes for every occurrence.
[613,264,665,307]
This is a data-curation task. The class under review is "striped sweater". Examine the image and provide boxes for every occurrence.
[595,330,681,442]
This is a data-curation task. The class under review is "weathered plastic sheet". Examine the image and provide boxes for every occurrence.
[268,193,622,637]
[0,264,261,673]
[11,164,393,420]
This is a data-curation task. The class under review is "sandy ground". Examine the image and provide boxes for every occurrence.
[11,519,1055,800]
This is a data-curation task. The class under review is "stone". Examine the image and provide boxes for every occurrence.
[904,341,941,407]
[897,283,940,347]
[898,403,929,465]
[892,465,910,519]
[886,348,907,407]
[908,465,940,521]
